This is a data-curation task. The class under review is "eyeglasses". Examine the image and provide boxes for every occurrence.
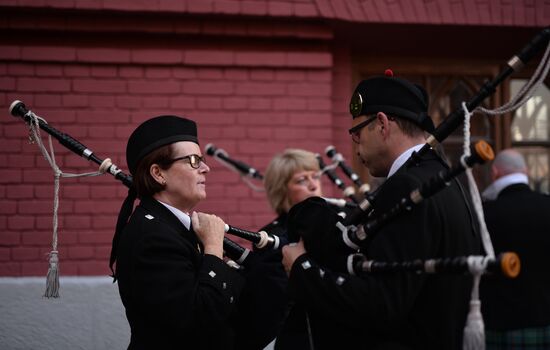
[169,154,206,169]
[348,116,377,144]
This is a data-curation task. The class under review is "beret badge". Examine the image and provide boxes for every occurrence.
[350,91,363,118]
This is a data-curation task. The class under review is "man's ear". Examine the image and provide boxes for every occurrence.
[490,165,499,181]
[378,112,390,135]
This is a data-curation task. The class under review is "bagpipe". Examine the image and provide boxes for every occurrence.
[8,100,261,267]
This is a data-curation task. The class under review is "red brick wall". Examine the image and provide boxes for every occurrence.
[1,3,545,278]
[0,10,349,276]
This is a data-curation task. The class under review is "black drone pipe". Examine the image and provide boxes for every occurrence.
[222,236,252,265]
[316,154,361,204]
[10,100,133,188]
[340,141,494,250]
[344,26,550,226]
[348,252,520,278]
[325,145,371,196]
[9,100,252,264]
[224,224,280,250]
[205,143,263,180]
[322,197,358,209]
[427,27,550,149]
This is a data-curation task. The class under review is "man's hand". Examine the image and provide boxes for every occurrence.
[282,239,306,276]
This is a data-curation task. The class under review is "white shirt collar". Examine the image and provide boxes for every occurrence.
[387,144,425,178]
[481,173,529,201]
[157,200,191,230]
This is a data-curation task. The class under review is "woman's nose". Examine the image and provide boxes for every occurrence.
[200,162,210,173]
[308,178,319,190]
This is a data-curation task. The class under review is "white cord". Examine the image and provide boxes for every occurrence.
[241,175,265,192]
[461,103,495,258]
[319,160,339,173]
[27,111,105,298]
[477,41,550,116]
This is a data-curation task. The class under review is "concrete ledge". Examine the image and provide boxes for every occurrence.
[0,277,130,350]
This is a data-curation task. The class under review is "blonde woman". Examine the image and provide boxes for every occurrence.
[235,149,323,350]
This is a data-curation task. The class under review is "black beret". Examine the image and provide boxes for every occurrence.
[350,73,435,133]
[126,115,198,175]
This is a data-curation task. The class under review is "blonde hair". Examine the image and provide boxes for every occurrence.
[264,149,320,214]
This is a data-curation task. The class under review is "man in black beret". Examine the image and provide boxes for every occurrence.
[111,115,245,350]
[282,72,481,349]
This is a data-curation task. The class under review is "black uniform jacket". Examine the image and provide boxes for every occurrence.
[287,150,481,350]
[116,196,245,350]
[481,183,550,330]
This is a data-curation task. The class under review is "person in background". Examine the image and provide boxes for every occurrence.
[234,149,324,350]
[481,149,550,349]
[112,115,245,350]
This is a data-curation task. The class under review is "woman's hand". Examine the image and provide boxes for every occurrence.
[191,211,225,258]
[282,239,307,276]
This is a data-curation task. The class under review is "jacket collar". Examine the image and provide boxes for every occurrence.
[498,183,532,198]
[482,173,529,200]
[139,196,190,233]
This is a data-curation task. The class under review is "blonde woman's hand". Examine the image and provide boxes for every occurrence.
[282,239,306,276]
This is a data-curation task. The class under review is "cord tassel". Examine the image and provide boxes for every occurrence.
[463,277,484,350]
[44,250,60,298]
[463,256,487,350]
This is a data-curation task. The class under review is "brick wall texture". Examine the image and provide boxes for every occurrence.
[0,1,546,276]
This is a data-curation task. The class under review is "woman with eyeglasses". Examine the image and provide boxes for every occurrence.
[234,149,325,350]
[112,115,244,350]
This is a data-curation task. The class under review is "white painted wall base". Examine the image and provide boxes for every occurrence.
[0,277,130,350]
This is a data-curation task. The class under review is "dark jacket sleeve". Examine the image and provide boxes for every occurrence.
[129,222,245,328]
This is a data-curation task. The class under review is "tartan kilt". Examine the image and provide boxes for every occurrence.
[486,325,550,350]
